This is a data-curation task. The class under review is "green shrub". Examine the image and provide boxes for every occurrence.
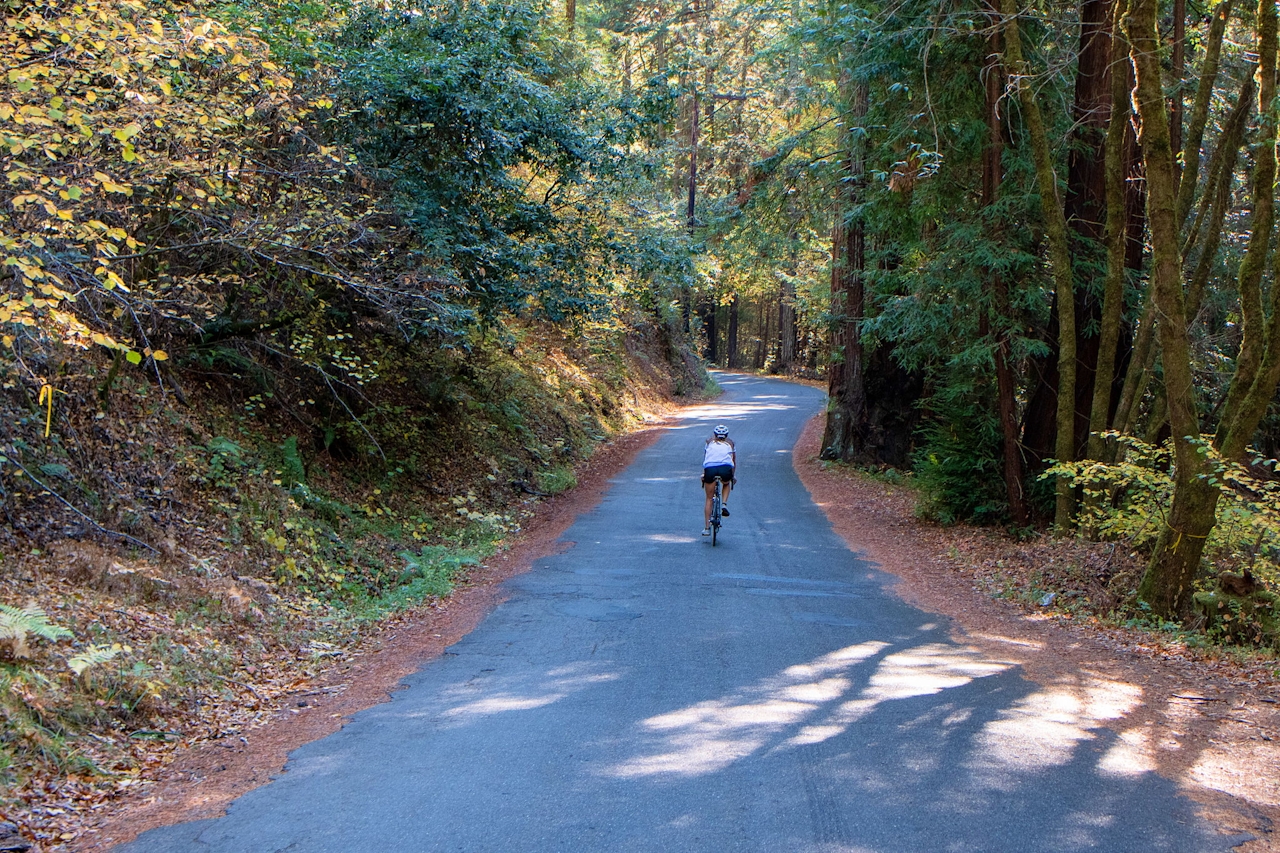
[913,393,1007,525]
[1051,434,1280,646]
[345,544,488,621]
[537,466,578,495]
[0,605,71,659]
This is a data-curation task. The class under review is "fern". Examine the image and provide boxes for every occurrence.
[67,644,123,677]
[397,546,481,597]
[0,604,72,658]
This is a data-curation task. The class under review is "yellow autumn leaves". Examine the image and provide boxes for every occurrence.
[1,0,302,362]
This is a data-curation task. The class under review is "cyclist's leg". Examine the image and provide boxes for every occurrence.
[721,474,732,508]
[703,476,716,529]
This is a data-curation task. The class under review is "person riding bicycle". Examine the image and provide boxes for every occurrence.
[701,424,736,536]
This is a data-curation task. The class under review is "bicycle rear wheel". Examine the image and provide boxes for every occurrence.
[710,482,721,546]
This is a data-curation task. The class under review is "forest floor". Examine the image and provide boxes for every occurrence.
[66,392,1280,853]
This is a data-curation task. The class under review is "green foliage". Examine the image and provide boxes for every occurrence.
[913,389,1007,525]
[537,466,578,496]
[212,0,351,71]
[1195,586,1280,648]
[0,605,72,659]
[345,542,489,622]
[66,644,122,678]
[330,0,677,326]
[1049,434,1280,574]
[1051,434,1280,645]
[395,546,479,597]
[205,437,247,490]
[279,436,307,490]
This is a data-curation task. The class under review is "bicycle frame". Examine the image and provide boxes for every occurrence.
[710,477,724,546]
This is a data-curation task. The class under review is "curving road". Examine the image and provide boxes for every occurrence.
[120,374,1244,852]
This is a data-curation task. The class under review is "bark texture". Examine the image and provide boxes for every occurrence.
[983,6,1029,525]
[1001,0,1079,532]
[1127,0,1250,615]
[822,79,869,461]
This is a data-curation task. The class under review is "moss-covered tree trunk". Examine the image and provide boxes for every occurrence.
[1215,2,1280,462]
[1000,0,1078,532]
[1125,0,1275,615]
[1085,0,1130,466]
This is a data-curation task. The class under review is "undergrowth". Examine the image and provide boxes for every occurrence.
[1049,434,1280,649]
[822,448,1280,662]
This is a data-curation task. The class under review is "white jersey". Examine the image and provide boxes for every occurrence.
[703,439,735,468]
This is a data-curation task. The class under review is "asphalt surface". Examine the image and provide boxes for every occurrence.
[120,374,1246,852]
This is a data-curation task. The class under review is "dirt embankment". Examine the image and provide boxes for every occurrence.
[792,414,1279,852]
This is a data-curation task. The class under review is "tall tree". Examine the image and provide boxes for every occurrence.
[982,2,1029,525]
[822,75,871,461]
[1001,0,1079,531]
[1128,0,1279,615]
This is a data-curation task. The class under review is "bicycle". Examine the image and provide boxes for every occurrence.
[709,476,727,546]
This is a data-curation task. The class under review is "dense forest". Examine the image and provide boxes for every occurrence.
[2,0,1280,843]
[625,0,1280,627]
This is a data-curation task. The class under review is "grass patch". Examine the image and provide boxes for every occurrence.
[344,539,495,622]
[537,465,577,495]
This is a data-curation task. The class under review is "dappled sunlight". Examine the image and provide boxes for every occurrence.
[787,644,1012,747]
[678,402,799,422]
[646,533,700,543]
[970,632,1046,650]
[443,693,565,717]
[1191,742,1280,806]
[600,627,1163,795]
[607,640,1021,778]
[860,643,1011,702]
[439,663,619,724]
[606,642,887,778]
[966,676,1142,782]
[1098,727,1157,777]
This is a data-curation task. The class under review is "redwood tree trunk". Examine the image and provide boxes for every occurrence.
[1086,0,1132,466]
[777,279,797,373]
[821,78,869,460]
[726,295,740,368]
[1021,0,1114,472]
[701,299,718,363]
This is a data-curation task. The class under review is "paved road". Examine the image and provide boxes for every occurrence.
[121,374,1244,852]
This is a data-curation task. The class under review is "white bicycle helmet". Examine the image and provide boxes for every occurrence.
[713,424,730,438]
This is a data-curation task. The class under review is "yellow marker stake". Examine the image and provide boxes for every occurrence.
[38,384,53,438]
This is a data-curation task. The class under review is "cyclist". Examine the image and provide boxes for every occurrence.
[701,424,736,536]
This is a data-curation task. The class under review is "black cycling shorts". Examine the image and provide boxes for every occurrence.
[703,464,734,484]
